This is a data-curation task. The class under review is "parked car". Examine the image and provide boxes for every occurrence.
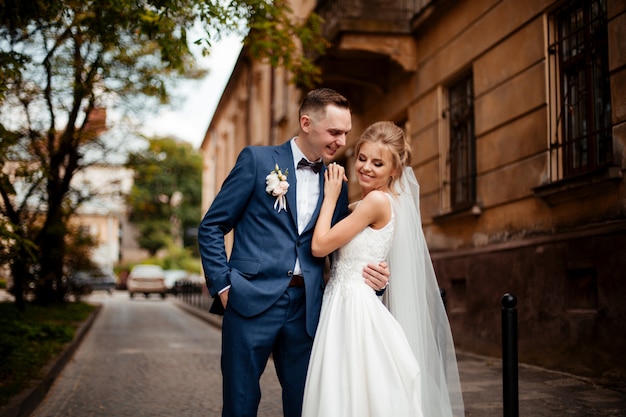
[163,269,189,294]
[127,264,167,299]
[172,273,205,295]
[68,268,117,295]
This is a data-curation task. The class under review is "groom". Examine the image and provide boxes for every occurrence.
[198,88,389,417]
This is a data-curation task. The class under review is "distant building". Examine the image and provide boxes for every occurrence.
[0,104,150,292]
[200,0,626,380]
[70,164,147,269]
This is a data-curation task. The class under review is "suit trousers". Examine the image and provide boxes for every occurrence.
[221,286,312,417]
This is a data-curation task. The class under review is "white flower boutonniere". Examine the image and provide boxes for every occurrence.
[266,164,289,212]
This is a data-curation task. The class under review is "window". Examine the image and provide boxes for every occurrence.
[549,0,612,179]
[444,72,476,211]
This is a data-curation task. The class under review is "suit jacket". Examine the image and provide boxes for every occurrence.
[198,141,349,337]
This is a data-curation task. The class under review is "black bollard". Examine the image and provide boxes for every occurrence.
[502,293,519,417]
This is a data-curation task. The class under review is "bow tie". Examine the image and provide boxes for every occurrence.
[297,158,324,174]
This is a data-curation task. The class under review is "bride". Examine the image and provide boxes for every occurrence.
[302,121,464,417]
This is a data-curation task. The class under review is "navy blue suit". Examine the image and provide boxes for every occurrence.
[198,141,348,417]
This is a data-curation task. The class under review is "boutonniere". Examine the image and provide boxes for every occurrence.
[266,164,289,212]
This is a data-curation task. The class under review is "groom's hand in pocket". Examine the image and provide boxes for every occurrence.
[219,289,230,309]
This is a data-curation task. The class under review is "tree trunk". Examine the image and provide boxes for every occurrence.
[35,211,68,304]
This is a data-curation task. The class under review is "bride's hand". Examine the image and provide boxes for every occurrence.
[323,163,345,201]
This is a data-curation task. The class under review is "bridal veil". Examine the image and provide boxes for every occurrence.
[384,167,465,417]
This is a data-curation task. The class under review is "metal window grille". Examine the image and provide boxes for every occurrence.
[446,72,476,211]
[549,0,612,178]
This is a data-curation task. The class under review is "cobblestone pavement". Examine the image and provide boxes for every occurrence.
[30,292,281,417]
[456,351,626,417]
[26,291,626,416]
[180,299,626,417]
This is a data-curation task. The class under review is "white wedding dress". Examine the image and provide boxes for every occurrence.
[302,195,424,417]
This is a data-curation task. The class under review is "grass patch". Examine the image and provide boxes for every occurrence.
[0,301,95,406]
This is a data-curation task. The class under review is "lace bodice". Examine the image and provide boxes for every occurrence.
[326,195,395,292]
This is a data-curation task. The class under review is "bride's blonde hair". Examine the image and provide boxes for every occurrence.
[354,121,412,192]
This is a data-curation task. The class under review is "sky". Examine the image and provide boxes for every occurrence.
[140,35,243,149]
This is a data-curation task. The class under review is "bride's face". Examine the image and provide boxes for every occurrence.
[354,141,396,194]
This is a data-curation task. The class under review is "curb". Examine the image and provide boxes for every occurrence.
[173,299,223,330]
[0,303,102,417]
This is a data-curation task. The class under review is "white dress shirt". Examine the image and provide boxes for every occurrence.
[291,138,321,275]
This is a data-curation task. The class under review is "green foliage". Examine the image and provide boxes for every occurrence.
[117,243,202,278]
[0,301,95,405]
[0,0,326,304]
[242,0,329,87]
[126,136,202,256]
[157,243,202,274]
[63,224,99,276]
[136,220,172,257]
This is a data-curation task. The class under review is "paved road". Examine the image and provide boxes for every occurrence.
[30,291,282,417]
[29,291,626,417]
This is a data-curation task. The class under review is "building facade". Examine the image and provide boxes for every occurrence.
[70,164,147,269]
[200,0,626,381]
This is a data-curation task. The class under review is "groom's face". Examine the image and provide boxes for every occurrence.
[301,104,352,163]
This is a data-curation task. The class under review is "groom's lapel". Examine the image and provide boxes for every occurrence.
[273,143,298,228]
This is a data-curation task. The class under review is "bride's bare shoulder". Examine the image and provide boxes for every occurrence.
[363,190,389,206]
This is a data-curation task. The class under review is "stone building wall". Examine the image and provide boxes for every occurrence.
[200,0,626,381]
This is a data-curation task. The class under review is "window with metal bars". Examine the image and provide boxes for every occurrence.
[445,72,476,211]
[549,0,612,178]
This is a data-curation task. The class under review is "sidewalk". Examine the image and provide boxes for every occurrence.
[176,300,626,417]
[1,290,624,417]
[455,350,625,416]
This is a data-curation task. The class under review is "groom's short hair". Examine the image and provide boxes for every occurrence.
[299,88,350,119]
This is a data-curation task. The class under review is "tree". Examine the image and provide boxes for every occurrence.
[126,136,202,257]
[0,0,327,305]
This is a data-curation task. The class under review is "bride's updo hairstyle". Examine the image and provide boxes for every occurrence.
[354,121,412,193]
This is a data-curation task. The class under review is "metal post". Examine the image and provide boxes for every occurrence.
[502,293,519,417]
